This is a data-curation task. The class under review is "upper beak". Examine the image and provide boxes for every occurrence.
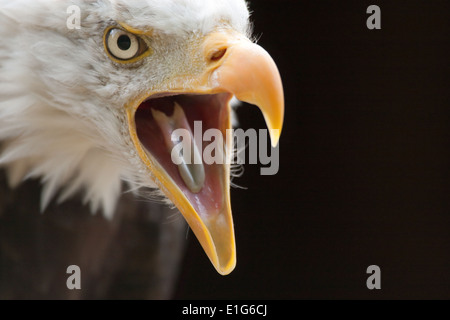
[205,31,284,147]
[126,30,284,275]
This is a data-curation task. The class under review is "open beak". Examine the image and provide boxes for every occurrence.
[125,30,284,275]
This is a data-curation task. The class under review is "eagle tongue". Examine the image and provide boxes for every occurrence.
[150,103,205,193]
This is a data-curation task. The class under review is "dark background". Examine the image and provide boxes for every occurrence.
[175,0,450,299]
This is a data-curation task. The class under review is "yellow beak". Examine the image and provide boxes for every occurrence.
[126,31,284,275]
[205,31,284,147]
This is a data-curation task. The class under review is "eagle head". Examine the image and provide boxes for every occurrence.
[0,0,284,275]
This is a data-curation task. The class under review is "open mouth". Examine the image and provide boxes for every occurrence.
[135,92,233,220]
[124,30,284,275]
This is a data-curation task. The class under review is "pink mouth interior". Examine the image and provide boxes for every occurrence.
[135,93,232,219]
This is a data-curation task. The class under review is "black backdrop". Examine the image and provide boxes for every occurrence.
[175,0,450,299]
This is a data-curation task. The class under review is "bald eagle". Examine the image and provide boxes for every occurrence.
[0,0,283,298]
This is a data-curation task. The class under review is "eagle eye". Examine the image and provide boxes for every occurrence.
[105,28,149,62]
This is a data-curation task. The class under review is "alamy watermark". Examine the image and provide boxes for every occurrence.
[66,5,81,30]
[367,5,381,30]
[170,123,280,176]
[366,265,381,290]
[66,265,81,290]
[67,5,382,31]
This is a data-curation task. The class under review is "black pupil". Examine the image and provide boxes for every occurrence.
[117,35,131,51]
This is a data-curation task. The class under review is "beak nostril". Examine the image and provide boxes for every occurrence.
[209,48,227,62]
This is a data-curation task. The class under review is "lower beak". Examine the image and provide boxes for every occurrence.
[126,31,284,275]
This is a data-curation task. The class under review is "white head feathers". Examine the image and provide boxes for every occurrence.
[0,0,250,218]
